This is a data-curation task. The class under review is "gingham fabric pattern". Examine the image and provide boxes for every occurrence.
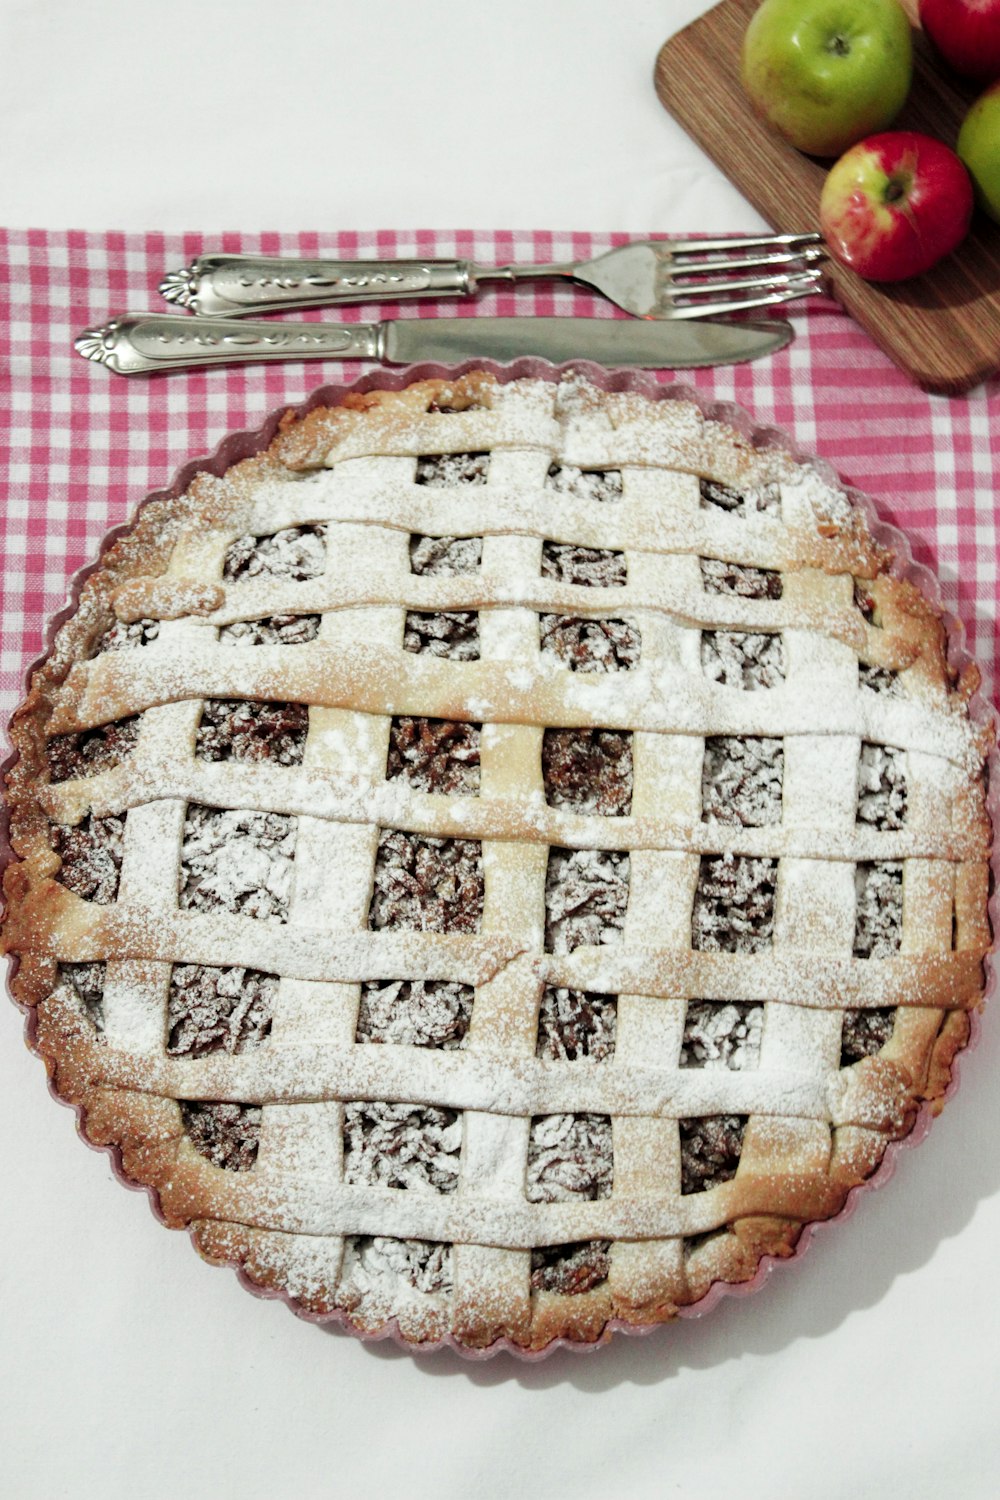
[1,227,998,732]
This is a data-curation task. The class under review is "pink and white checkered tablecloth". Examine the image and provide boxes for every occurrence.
[2,227,999,720]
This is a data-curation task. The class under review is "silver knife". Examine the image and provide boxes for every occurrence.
[74,312,792,376]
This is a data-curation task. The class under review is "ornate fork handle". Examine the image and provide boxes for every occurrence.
[75,314,382,375]
[161,254,479,316]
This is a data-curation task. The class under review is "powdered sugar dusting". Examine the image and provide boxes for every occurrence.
[58,962,106,1036]
[168,963,276,1056]
[416,452,490,487]
[342,1235,453,1298]
[223,524,328,582]
[541,542,626,588]
[681,1002,763,1070]
[343,1103,462,1193]
[700,477,779,517]
[701,630,785,690]
[539,614,640,673]
[693,855,776,953]
[20,372,989,1349]
[542,728,633,816]
[702,737,782,827]
[179,806,297,922]
[356,980,473,1049]
[526,1113,613,1201]
[857,743,907,830]
[369,831,483,933]
[52,813,126,903]
[218,614,320,646]
[403,609,480,660]
[853,864,903,958]
[182,1102,261,1171]
[546,464,623,504]
[536,988,617,1062]
[409,534,483,576]
[544,849,629,954]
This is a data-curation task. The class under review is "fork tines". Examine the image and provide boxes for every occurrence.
[663,233,827,315]
[668,232,825,261]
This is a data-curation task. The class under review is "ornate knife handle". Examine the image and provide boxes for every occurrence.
[160,254,473,317]
[74,313,383,375]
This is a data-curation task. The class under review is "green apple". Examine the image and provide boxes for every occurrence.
[742,0,914,158]
[957,81,1000,224]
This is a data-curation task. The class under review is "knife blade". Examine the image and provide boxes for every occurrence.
[74,312,793,376]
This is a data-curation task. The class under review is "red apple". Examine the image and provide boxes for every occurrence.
[819,130,974,280]
[919,0,1000,84]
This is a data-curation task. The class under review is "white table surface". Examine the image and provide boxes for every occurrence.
[1,3,997,1498]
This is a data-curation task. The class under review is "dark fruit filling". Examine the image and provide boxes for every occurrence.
[167,964,276,1057]
[526,1113,613,1201]
[222,523,328,581]
[403,610,480,660]
[356,980,473,1050]
[854,579,878,624]
[859,662,901,697]
[52,813,126,903]
[386,717,481,796]
[218,614,320,646]
[345,1236,453,1294]
[854,863,903,957]
[700,557,783,599]
[693,854,777,953]
[681,1001,763,1070]
[544,848,630,954]
[702,631,785,690]
[541,543,627,588]
[415,452,489,486]
[699,478,779,516]
[369,831,483,934]
[409,534,483,576]
[92,618,160,654]
[542,728,633,816]
[530,1241,612,1295]
[196,699,309,765]
[181,1101,261,1172]
[857,743,907,830]
[539,614,640,672]
[58,961,106,1036]
[840,1007,897,1065]
[536,987,617,1063]
[343,1103,462,1193]
[179,805,296,923]
[702,736,783,827]
[427,393,486,413]
[679,1114,747,1194]
[545,465,623,503]
[47,716,141,783]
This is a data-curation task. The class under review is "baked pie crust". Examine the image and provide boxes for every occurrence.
[1,368,992,1353]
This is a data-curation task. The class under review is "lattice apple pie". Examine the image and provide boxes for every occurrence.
[1,370,992,1353]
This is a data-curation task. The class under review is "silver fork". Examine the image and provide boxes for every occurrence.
[159,234,827,321]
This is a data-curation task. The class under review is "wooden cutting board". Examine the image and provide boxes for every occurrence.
[654,0,1000,394]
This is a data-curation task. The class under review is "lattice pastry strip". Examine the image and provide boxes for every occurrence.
[433,506,547,1348]
[47,639,980,772]
[2,371,991,1354]
[283,515,415,1300]
[590,576,693,1316]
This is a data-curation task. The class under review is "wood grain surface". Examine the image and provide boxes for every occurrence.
[654,0,1000,394]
